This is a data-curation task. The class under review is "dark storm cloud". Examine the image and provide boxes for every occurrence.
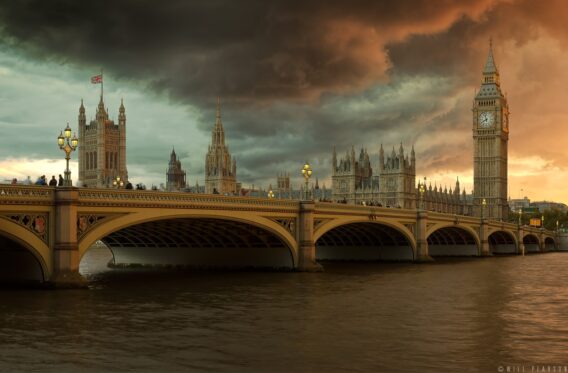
[0,0,497,105]
[3,0,565,188]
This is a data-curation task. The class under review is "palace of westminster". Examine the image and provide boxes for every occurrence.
[76,42,509,220]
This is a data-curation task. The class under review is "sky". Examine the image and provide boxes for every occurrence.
[0,0,567,202]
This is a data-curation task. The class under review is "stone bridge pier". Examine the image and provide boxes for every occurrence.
[51,188,86,287]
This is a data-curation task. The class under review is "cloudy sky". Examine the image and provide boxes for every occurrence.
[0,0,567,202]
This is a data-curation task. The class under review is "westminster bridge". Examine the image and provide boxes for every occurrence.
[0,185,563,287]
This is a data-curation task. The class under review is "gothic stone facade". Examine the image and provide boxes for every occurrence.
[331,146,378,204]
[166,148,186,191]
[379,144,416,209]
[78,96,128,188]
[332,143,473,212]
[205,98,237,195]
[472,42,509,220]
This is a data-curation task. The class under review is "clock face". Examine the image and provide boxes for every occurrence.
[479,111,494,128]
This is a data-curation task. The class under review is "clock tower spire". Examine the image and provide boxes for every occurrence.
[473,40,509,220]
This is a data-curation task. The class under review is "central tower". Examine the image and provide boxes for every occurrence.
[473,41,509,220]
[204,97,237,195]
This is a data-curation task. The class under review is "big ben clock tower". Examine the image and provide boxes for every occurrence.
[473,41,509,220]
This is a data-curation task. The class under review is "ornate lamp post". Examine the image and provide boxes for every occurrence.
[301,161,313,200]
[541,214,545,229]
[481,198,486,219]
[556,220,559,233]
[268,189,275,199]
[112,175,124,189]
[518,208,522,226]
[57,123,78,187]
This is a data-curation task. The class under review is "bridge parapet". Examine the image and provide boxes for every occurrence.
[0,185,55,205]
[78,188,299,211]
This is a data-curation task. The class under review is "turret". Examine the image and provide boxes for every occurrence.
[96,94,106,121]
[119,98,126,124]
[332,146,337,169]
[379,144,384,171]
[455,177,460,196]
[350,145,356,166]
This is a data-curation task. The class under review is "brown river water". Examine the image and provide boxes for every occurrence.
[1,247,568,372]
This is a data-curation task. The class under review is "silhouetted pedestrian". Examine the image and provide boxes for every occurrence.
[49,176,57,186]
[36,175,47,186]
[58,174,64,186]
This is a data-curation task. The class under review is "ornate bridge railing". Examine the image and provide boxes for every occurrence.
[77,188,300,211]
[0,185,55,205]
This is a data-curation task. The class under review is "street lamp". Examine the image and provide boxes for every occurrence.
[481,198,487,219]
[518,208,522,226]
[268,189,275,199]
[301,161,313,200]
[541,215,545,229]
[556,220,559,233]
[57,123,78,187]
[112,175,124,189]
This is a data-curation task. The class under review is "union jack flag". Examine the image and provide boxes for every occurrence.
[91,74,102,84]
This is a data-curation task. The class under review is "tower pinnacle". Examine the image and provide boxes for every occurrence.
[482,39,500,85]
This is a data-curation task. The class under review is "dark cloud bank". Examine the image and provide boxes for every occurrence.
[0,0,562,184]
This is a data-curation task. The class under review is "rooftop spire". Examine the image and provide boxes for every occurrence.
[216,96,221,119]
[214,96,223,131]
[483,38,498,75]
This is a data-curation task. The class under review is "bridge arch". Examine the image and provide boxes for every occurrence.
[78,210,298,269]
[544,236,556,252]
[0,218,50,283]
[426,224,480,256]
[314,219,416,261]
[523,233,541,253]
[488,230,518,254]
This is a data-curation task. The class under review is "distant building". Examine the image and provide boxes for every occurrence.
[378,144,416,209]
[277,172,291,195]
[166,148,186,191]
[331,146,378,204]
[271,173,332,200]
[530,201,568,213]
[78,95,128,187]
[331,144,471,213]
[509,197,531,212]
[204,97,237,195]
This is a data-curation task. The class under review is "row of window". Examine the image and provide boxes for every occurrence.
[85,151,120,170]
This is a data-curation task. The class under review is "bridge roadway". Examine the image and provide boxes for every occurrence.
[0,185,561,287]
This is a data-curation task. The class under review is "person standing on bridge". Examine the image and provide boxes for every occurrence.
[58,174,64,187]
[48,176,57,186]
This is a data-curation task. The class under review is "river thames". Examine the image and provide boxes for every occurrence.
[1,247,567,372]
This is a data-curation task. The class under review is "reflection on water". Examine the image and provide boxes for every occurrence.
[1,246,568,372]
